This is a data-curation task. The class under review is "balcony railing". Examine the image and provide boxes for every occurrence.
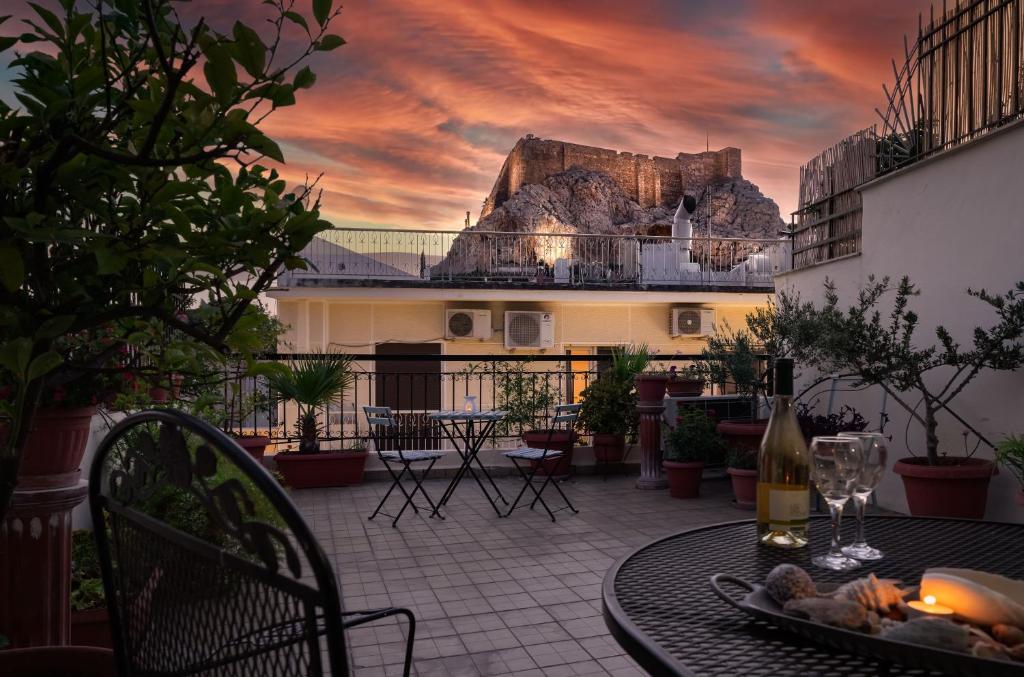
[221,353,767,449]
[277,228,791,289]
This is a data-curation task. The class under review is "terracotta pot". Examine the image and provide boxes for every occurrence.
[233,435,270,462]
[18,406,97,486]
[893,457,995,519]
[726,467,758,509]
[148,386,169,402]
[523,430,575,478]
[70,608,112,649]
[665,378,704,397]
[663,460,704,498]
[275,450,368,488]
[716,420,768,454]
[0,645,115,676]
[634,374,669,402]
[592,433,626,463]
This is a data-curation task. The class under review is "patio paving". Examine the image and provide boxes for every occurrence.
[290,473,745,676]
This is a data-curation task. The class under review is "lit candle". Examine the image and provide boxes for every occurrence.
[906,595,955,618]
[463,395,478,414]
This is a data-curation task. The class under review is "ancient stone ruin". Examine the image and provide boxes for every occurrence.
[433,136,784,276]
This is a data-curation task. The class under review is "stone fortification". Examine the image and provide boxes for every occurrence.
[481,135,742,217]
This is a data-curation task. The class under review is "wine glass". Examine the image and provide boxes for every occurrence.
[809,436,863,571]
[837,431,888,560]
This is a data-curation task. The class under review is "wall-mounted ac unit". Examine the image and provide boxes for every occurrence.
[445,309,492,340]
[504,311,555,349]
[670,308,716,338]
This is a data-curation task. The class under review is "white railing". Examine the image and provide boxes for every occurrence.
[278,227,791,288]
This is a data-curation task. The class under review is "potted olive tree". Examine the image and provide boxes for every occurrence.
[663,409,724,499]
[776,276,1024,519]
[269,355,366,488]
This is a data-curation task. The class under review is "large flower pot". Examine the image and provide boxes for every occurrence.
[0,645,115,676]
[522,430,576,479]
[70,608,112,649]
[18,406,97,487]
[663,461,704,498]
[634,374,669,403]
[665,378,704,397]
[726,467,758,509]
[592,433,626,463]
[275,450,368,489]
[716,420,768,454]
[893,457,995,519]
[233,435,270,462]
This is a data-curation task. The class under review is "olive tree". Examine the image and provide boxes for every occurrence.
[0,0,345,514]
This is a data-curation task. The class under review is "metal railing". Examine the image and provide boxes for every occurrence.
[277,228,791,289]
[220,353,769,450]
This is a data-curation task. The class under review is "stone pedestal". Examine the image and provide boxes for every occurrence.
[636,402,667,490]
[0,480,89,647]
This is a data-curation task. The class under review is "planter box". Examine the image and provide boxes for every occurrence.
[893,457,994,519]
[665,378,703,397]
[664,460,704,499]
[71,608,112,649]
[233,435,270,462]
[276,450,368,489]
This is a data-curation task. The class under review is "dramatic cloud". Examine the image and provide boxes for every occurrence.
[1,0,933,229]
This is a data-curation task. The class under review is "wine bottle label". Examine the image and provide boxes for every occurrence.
[757,482,809,529]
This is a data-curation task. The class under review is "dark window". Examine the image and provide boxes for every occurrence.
[374,343,442,412]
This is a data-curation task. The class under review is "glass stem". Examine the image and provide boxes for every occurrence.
[828,502,844,556]
[853,494,868,546]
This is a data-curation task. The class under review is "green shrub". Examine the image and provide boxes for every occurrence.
[664,409,724,464]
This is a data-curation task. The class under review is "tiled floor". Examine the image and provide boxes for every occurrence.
[291,473,745,676]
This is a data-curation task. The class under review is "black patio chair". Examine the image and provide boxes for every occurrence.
[363,406,444,527]
[88,409,415,676]
[503,404,581,522]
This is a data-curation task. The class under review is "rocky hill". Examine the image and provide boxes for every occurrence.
[433,167,784,275]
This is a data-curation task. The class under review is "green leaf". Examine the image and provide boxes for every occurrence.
[248,134,284,162]
[203,44,237,105]
[0,339,33,378]
[35,315,75,340]
[0,36,16,52]
[26,351,62,382]
[27,3,63,38]
[232,22,266,77]
[0,246,24,291]
[95,247,128,274]
[283,11,308,31]
[315,34,345,51]
[312,0,332,27]
[293,65,316,89]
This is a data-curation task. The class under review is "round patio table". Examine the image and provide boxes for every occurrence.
[602,515,1024,676]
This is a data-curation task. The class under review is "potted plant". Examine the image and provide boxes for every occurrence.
[665,365,704,397]
[663,409,724,498]
[268,355,367,489]
[70,531,110,649]
[995,434,1024,507]
[576,346,646,465]
[725,448,758,509]
[774,276,1024,519]
[795,403,868,443]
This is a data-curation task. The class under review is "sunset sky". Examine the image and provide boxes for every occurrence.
[3,0,933,230]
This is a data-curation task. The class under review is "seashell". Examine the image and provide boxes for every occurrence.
[765,564,817,605]
[783,597,870,632]
[882,617,970,653]
[832,573,913,613]
[972,641,1010,660]
[992,624,1024,647]
[921,568,1024,627]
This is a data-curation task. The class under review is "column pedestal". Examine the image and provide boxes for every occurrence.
[636,402,667,490]
[0,480,89,647]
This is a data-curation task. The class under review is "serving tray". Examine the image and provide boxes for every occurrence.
[710,574,1020,677]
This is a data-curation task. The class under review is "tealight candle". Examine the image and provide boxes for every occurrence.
[906,595,955,618]
[462,395,478,414]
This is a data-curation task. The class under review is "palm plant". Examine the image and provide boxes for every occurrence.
[267,355,354,454]
[609,343,652,381]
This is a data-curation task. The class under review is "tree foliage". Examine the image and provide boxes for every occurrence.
[0,0,344,512]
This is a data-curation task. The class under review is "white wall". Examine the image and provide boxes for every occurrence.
[775,121,1024,522]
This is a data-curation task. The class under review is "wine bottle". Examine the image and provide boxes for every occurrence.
[757,358,810,548]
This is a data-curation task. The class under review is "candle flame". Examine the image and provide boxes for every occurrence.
[923,595,937,606]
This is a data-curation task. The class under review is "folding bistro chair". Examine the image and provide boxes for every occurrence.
[364,406,445,528]
[503,404,581,522]
[89,409,415,677]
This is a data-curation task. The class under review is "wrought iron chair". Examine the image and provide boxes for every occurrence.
[363,406,444,527]
[88,409,415,676]
[503,404,581,522]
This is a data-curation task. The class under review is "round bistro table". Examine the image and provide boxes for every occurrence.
[602,515,1024,676]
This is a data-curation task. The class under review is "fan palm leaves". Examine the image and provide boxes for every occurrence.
[266,354,354,419]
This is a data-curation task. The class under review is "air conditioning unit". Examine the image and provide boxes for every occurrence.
[670,308,716,338]
[504,311,555,349]
[445,309,492,340]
